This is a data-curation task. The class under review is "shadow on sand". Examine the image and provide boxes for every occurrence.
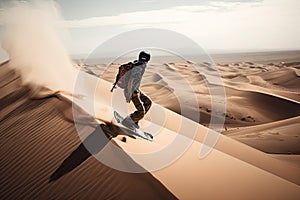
[48,122,177,199]
[49,123,124,182]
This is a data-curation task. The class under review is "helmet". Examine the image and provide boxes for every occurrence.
[138,51,151,62]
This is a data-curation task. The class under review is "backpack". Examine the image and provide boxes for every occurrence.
[110,62,134,92]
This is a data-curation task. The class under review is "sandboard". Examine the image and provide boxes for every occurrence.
[113,111,153,142]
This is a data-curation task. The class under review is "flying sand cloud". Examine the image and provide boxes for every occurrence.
[0,0,76,91]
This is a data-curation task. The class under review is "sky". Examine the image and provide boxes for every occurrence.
[0,0,300,59]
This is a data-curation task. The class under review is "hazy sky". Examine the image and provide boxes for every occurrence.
[57,0,300,55]
[1,0,300,58]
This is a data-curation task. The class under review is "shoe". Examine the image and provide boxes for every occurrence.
[134,121,140,129]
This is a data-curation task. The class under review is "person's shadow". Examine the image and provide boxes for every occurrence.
[49,123,133,182]
[49,92,143,181]
[48,121,177,199]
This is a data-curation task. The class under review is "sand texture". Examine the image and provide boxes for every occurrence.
[1,56,300,199]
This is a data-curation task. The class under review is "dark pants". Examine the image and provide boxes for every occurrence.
[130,92,152,123]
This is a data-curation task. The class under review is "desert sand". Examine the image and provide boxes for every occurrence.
[92,52,300,155]
[1,52,300,199]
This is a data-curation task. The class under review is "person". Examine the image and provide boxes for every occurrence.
[112,51,152,129]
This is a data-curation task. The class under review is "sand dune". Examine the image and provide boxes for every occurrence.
[2,59,300,199]
[219,63,300,102]
[258,67,300,89]
[0,62,177,199]
[224,88,300,125]
[76,57,300,162]
[81,59,300,129]
[226,116,300,154]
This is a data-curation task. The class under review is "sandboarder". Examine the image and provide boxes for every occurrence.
[111,51,152,130]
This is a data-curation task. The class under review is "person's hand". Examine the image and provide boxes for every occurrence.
[125,93,131,103]
[124,89,131,103]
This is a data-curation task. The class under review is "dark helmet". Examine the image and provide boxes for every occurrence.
[138,51,151,62]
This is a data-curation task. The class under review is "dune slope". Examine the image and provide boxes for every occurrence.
[0,62,177,199]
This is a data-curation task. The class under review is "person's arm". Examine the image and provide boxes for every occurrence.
[124,65,143,102]
[131,66,143,92]
[124,78,133,102]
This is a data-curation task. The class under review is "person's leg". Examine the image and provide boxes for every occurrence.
[139,92,152,114]
[130,92,145,123]
[123,92,152,128]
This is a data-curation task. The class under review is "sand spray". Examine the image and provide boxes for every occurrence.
[0,0,77,92]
